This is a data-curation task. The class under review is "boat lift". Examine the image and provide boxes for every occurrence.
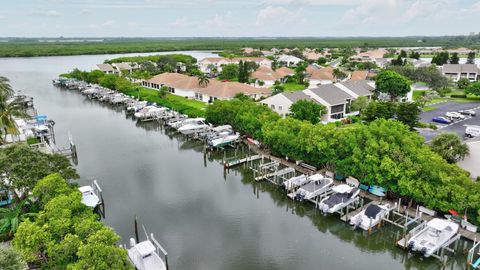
[468,239,480,269]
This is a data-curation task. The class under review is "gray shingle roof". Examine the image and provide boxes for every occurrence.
[442,64,479,73]
[282,91,318,103]
[96,63,115,72]
[339,80,374,96]
[308,84,353,105]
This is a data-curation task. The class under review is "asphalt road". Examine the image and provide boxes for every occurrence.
[418,101,480,142]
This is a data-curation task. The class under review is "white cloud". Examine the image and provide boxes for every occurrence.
[256,5,306,25]
[169,16,191,28]
[102,20,115,27]
[204,12,233,28]
[471,1,480,11]
[29,10,61,17]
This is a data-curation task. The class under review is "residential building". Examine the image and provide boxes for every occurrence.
[198,57,272,73]
[335,80,375,100]
[260,91,319,116]
[350,49,388,62]
[350,70,368,81]
[112,62,134,74]
[194,82,271,103]
[304,84,354,121]
[442,64,479,82]
[277,55,303,67]
[307,66,335,86]
[458,136,480,179]
[143,72,270,103]
[250,66,294,87]
[93,63,118,74]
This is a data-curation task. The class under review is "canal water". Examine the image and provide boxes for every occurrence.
[0,52,467,270]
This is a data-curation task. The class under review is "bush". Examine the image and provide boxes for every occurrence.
[450,94,467,98]
[436,88,452,97]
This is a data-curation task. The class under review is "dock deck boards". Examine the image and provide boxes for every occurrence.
[224,155,261,168]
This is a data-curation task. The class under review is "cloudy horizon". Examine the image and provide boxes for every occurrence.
[1,0,479,38]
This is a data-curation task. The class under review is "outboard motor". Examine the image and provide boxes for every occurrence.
[321,204,329,215]
[353,216,362,229]
[420,247,428,257]
[407,241,415,252]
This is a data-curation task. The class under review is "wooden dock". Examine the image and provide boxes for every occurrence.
[224,155,261,168]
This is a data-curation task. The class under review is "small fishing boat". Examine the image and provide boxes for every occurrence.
[126,220,168,270]
[134,106,166,120]
[293,174,333,201]
[169,117,206,130]
[318,184,360,215]
[177,119,209,135]
[208,132,240,148]
[407,218,459,257]
[283,174,309,190]
[349,203,391,231]
[78,181,101,208]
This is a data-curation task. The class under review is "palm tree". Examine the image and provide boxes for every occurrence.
[0,77,28,144]
[198,74,210,88]
[430,132,470,163]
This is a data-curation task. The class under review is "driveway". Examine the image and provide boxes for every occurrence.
[417,101,480,142]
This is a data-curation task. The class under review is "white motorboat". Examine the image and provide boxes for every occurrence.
[126,101,147,113]
[293,174,333,200]
[318,184,360,214]
[78,184,100,208]
[407,218,459,257]
[283,174,309,190]
[208,132,240,148]
[349,203,391,231]
[134,106,166,120]
[177,119,209,135]
[170,117,205,130]
[128,234,167,270]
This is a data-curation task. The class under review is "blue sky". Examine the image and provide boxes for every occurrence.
[1,0,479,37]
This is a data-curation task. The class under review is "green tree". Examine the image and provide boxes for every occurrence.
[316,57,327,65]
[431,51,449,65]
[197,74,210,88]
[362,101,397,122]
[396,102,421,130]
[430,133,470,163]
[32,173,74,207]
[467,51,476,64]
[272,81,285,95]
[0,200,30,237]
[0,247,27,270]
[0,77,28,144]
[333,68,347,80]
[350,96,369,112]
[99,74,118,89]
[457,78,471,89]
[158,86,168,99]
[390,55,404,66]
[375,70,411,101]
[85,70,105,84]
[219,64,239,80]
[0,145,79,202]
[290,99,326,124]
[294,62,307,84]
[449,52,460,64]
[409,51,420,59]
[399,50,407,58]
[466,82,480,96]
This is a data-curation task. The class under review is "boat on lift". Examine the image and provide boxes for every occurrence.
[78,180,101,208]
[293,174,333,201]
[407,218,459,257]
[349,203,391,231]
[177,118,210,135]
[318,184,360,215]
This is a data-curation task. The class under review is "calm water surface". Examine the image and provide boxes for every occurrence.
[0,52,467,270]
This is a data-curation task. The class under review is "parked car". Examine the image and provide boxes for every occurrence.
[458,109,476,117]
[432,117,452,124]
[465,126,480,138]
[446,112,466,120]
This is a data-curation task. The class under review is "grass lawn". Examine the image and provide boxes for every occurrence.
[413,90,480,105]
[281,82,307,92]
[123,87,206,117]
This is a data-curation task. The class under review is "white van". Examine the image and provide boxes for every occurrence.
[465,126,480,138]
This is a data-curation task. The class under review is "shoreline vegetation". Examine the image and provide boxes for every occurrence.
[205,98,480,224]
[1,36,480,57]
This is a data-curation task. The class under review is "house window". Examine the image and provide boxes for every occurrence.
[330,104,345,114]
[279,106,283,111]
[331,113,344,120]
[271,105,275,110]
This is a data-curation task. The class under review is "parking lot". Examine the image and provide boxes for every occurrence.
[418,101,480,142]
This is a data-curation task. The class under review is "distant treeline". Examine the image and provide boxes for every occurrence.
[1,35,480,57]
